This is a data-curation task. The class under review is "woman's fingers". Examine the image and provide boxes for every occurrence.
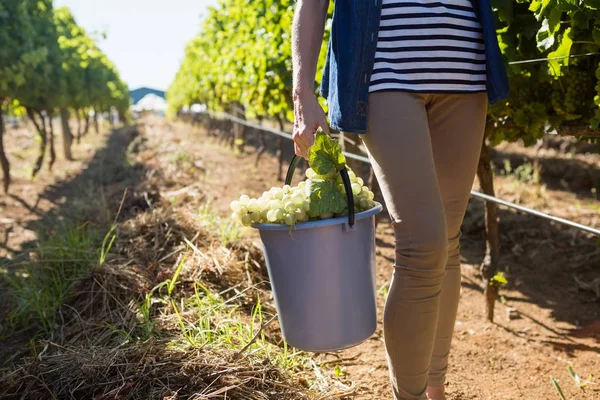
[293,128,313,159]
[293,95,329,159]
[318,112,331,136]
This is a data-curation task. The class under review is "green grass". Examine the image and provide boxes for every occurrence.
[500,160,541,184]
[164,282,307,371]
[3,222,116,336]
[197,202,248,245]
[2,199,331,392]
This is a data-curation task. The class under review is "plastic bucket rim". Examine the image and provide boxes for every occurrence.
[252,202,383,231]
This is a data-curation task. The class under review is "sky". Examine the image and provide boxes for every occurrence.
[54,0,217,91]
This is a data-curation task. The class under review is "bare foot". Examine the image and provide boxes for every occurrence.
[426,385,446,400]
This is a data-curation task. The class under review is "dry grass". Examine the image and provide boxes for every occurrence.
[1,199,346,400]
[0,340,315,400]
[0,120,356,399]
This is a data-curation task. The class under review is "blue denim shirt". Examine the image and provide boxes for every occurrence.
[319,0,509,134]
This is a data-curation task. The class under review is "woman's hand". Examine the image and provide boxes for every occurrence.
[291,0,330,159]
[293,92,330,159]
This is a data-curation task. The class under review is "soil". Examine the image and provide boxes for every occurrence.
[1,117,599,399]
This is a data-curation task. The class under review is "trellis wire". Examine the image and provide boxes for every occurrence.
[203,110,600,237]
[508,51,600,65]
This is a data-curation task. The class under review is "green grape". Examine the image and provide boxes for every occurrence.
[302,200,310,212]
[239,194,250,205]
[275,208,285,220]
[251,211,262,223]
[267,209,278,222]
[268,199,283,210]
[320,212,333,219]
[348,170,357,183]
[230,200,242,212]
[241,214,252,226]
[284,201,296,212]
[292,193,305,206]
[296,209,308,222]
[284,213,296,226]
[247,199,259,213]
[359,197,370,210]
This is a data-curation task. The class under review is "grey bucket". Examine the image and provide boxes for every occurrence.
[252,155,383,352]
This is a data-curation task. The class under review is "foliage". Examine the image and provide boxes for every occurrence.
[489,0,600,145]
[169,1,600,144]
[167,0,332,121]
[0,0,129,190]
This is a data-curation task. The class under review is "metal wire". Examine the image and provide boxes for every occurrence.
[203,111,600,236]
[508,51,600,65]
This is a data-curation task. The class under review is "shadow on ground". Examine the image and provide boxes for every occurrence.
[461,198,599,343]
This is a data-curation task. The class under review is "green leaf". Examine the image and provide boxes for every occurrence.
[529,0,554,18]
[491,0,513,22]
[571,11,591,30]
[592,27,600,45]
[490,272,508,286]
[567,365,585,388]
[306,179,347,216]
[537,19,555,51]
[308,131,346,176]
[551,377,568,400]
[548,28,573,76]
[547,8,563,33]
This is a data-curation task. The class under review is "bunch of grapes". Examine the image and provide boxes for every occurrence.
[551,67,595,116]
[564,68,594,114]
[230,167,376,227]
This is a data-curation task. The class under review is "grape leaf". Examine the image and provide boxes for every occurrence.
[571,10,591,30]
[306,179,347,216]
[491,0,513,22]
[308,131,346,176]
[548,28,573,76]
[537,19,555,50]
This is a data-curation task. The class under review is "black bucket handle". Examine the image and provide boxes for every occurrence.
[285,154,355,227]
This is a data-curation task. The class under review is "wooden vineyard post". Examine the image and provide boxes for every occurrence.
[0,109,10,193]
[60,108,73,160]
[255,117,267,167]
[476,137,500,322]
[232,102,245,154]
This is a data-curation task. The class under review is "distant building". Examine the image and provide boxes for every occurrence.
[130,87,167,115]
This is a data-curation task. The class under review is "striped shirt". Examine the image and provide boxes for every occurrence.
[369,0,487,93]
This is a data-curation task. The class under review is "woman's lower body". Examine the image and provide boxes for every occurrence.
[361,91,488,400]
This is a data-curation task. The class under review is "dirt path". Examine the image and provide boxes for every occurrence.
[166,119,599,400]
[2,117,599,399]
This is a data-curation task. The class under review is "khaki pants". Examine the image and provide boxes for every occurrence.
[362,91,488,400]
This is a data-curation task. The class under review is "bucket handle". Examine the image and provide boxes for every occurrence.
[285,154,355,227]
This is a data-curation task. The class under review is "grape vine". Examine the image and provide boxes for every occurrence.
[0,0,129,192]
